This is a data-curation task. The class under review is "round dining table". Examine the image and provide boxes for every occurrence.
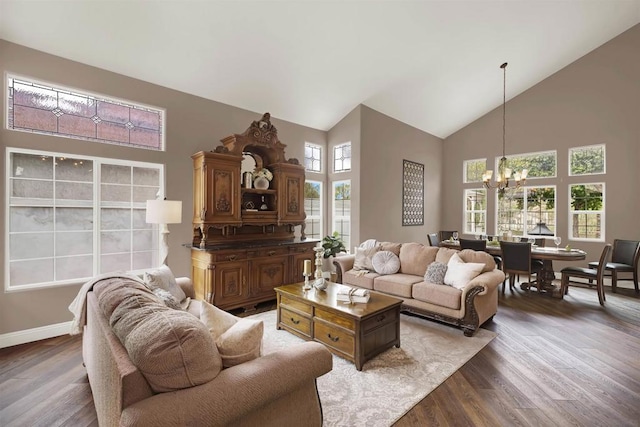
[439,240,587,297]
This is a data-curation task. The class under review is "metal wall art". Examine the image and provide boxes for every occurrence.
[402,159,424,226]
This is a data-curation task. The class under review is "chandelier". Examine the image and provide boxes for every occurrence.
[482,62,527,196]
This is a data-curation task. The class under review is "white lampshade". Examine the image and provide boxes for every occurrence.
[146,200,182,224]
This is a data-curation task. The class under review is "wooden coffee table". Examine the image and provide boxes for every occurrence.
[275,281,402,370]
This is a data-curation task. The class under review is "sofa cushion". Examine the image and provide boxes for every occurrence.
[143,265,187,303]
[458,249,496,273]
[379,242,402,256]
[200,301,263,368]
[372,251,401,275]
[353,245,381,271]
[444,253,485,289]
[435,247,459,265]
[111,295,222,393]
[424,261,448,285]
[374,273,422,298]
[343,269,379,289]
[94,278,158,318]
[412,282,462,310]
[399,243,438,276]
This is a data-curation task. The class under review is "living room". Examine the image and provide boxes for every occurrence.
[1,1,639,426]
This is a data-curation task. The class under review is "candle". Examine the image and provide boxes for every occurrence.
[303,259,311,275]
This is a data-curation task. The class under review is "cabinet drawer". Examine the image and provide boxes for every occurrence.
[280,307,311,336]
[212,252,247,263]
[290,245,314,254]
[250,247,289,258]
[362,308,398,334]
[280,295,313,316]
[315,307,355,330]
[314,321,355,357]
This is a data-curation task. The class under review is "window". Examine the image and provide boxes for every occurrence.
[497,186,556,237]
[464,189,486,234]
[569,144,605,176]
[333,142,351,172]
[499,150,557,179]
[7,75,165,151]
[464,159,486,183]
[332,180,351,251]
[569,183,605,241]
[304,181,323,240]
[304,143,322,173]
[6,148,163,291]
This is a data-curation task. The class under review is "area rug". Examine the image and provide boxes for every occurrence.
[251,311,496,426]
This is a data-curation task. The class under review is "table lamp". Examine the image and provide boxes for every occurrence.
[146,199,182,265]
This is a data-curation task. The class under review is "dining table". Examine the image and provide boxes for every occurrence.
[439,240,587,297]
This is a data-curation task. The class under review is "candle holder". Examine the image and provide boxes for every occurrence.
[314,247,324,280]
[303,272,312,291]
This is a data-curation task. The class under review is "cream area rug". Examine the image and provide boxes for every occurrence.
[251,311,496,427]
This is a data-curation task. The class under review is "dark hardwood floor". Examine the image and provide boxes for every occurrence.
[1,283,639,426]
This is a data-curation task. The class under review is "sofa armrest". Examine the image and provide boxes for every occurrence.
[175,277,195,299]
[462,269,505,296]
[333,255,355,283]
[120,341,332,426]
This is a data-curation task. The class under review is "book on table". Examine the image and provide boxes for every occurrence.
[335,285,370,303]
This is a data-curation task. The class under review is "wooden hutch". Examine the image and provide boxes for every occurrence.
[190,113,317,311]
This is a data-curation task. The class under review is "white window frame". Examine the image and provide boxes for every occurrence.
[497,149,557,180]
[304,180,323,240]
[304,142,322,173]
[568,182,605,242]
[463,158,486,183]
[495,185,557,238]
[332,180,351,252]
[333,142,352,173]
[569,144,606,177]
[463,188,487,234]
[6,147,165,292]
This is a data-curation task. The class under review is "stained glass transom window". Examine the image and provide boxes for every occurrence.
[334,142,351,172]
[7,76,165,151]
[305,143,322,172]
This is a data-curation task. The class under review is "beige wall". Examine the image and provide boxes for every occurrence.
[360,106,443,243]
[442,24,640,267]
[0,40,326,334]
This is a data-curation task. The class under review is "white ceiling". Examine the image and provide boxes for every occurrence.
[1,1,639,138]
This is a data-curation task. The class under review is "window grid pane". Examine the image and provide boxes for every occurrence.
[304,181,322,240]
[304,143,322,173]
[464,159,486,183]
[497,186,556,237]
[464,189,486,233]
[570,144,605,176]
[8,76,164,151]
[332,180,351,251]
[570,183,604,240]
[333,143,351,172]
[500,151,557,179]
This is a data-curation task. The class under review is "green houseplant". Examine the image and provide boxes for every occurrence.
[322,231,346,259]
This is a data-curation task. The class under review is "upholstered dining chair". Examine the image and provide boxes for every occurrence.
[588,239,639,293]
[499,241,542,294]
[427,233,440,247]
[459,238,486,251]
[561,244,612,305]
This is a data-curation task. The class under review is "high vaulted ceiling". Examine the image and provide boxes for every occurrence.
[1,1,639,138]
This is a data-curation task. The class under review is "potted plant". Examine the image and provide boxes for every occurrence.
[322,232,346,280]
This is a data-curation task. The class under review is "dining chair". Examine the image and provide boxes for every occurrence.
[587,239,639,293]
[439,231,457,242]
[561,244,612,305]
[427,233,440,247]
[499,241,542,294]
[459,238,486,251]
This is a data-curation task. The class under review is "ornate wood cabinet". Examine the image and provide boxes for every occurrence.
[190,113,316,311]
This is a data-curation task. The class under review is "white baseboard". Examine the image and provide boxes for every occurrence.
[0,321,72,349]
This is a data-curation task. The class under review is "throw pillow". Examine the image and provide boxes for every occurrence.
[372,251,401,275]
[353,245,381,271]
[424,262,448,285]
[152,288,183,310]
[200,301,263,368]
[143,265,187,303]
[444,253,485,289]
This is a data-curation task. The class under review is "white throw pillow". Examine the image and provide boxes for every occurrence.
[372,250,401,275]
[444,253,484,289]
[200,301,263,368]
[143,265,187,303]
[353,245,381,271]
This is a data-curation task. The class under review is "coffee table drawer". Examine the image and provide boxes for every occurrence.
[315,307,355,330]
[315,321,354,357]
[280,295,313,315]
[280,307,311,336]
[362,308,397,333]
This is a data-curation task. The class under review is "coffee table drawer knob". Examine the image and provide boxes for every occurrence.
[290,318,300,325]
[376,314,386,322]
[327,334,340,342]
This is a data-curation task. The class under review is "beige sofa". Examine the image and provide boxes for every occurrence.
[83,275,332,427]
[333,243,505,336]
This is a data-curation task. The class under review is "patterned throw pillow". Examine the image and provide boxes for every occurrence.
[372,251,401,275]
[353,245,381,271]
[143,265,187,303]
[424,262,448,285]
[152,288,183,310]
